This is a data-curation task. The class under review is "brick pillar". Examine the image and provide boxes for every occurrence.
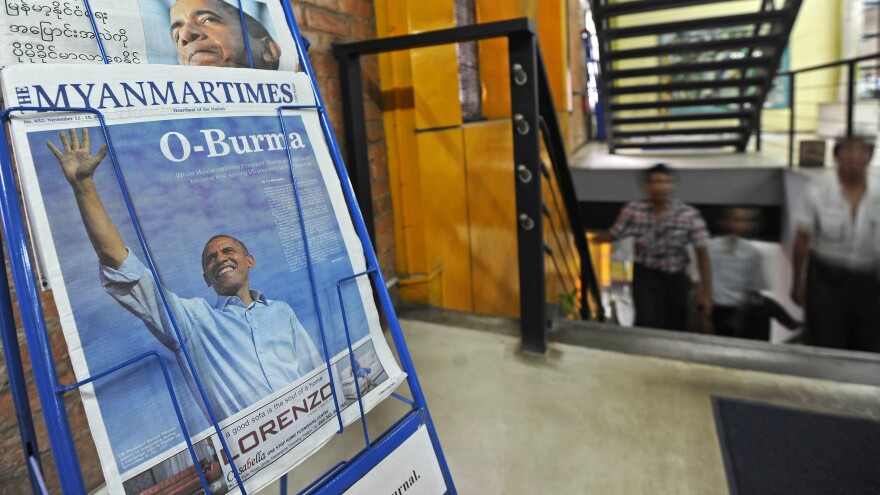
[0,250,102,494]
[293,0,397,287]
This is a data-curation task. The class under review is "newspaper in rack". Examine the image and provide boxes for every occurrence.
[0,0,299,71]
[1,64,405,494]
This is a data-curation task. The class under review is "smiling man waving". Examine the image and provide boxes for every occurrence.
[48,128,322,420]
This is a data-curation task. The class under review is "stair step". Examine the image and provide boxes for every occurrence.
[611,96,758,111]
[612,139,743,150]
[604,11,789,39]
[612,111,751,125]
[599,0,739,17]
[615,127,747,138]
[609,77,764,95]
[608,36,780,61]
[609,58,773,79]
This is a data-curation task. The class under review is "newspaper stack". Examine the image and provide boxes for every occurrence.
[1,63,404,495]
[0,0,299,71]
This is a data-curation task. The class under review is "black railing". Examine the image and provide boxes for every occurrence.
[765,51,880,167]
[588,0,803,153]
[333,18,605,353]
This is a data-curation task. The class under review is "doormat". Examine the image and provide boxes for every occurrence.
[713,397,880,495]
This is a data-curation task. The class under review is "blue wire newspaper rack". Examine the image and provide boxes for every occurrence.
[0,1,456,494]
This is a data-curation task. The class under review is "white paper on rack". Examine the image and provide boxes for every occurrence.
[2,63,404,495]
[0,0,299,71]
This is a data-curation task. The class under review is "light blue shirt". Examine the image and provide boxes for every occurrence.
[707,236,766,306]
[100,251,323,420]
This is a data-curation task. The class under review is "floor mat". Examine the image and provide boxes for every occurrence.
[713,397,880,495]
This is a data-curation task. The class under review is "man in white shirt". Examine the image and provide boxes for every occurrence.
[791,137,880,352]
[708,208,766,337]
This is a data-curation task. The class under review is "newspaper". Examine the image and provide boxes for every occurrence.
[1,64,405,494]
[0,0,299,71]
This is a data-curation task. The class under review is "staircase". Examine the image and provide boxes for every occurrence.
[590,0,803,152]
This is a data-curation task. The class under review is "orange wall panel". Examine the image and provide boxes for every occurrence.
[537,0,570,112]
[408,0,461,130]
[463,121,520,317]
[475,2,519,120]
[416,129,474,312]
[407,0,455,32]
[411,45,463,130]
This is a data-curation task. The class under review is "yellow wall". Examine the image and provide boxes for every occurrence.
[373,0,584,317]
[763,0,843,133]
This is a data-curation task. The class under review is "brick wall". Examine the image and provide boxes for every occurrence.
[0,254,101,494]
[293,0,397,285]
[0,1,393,492]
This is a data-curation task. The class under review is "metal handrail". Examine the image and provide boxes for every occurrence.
[335,19,606,352]
[775,51,880,166]
[777,51,880,76]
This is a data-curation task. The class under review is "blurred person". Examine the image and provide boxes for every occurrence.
[596,164,712,330]
[791,136,880,352]
[707,208,766,337]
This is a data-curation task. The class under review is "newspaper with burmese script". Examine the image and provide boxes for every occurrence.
[0,0,299,71]
[2,63,404,494]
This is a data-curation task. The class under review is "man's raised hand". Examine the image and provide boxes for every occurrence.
[47,128,108,185]
[45,127,126,268]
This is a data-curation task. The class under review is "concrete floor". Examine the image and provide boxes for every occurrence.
[570,133,880,170]
[261,317,880,495]
[570,140,791,170]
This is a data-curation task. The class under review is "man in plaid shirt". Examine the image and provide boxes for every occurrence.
[597,164,713,330]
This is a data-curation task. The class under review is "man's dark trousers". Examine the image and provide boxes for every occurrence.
[633,263,690,331]
[805,255,880,352]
